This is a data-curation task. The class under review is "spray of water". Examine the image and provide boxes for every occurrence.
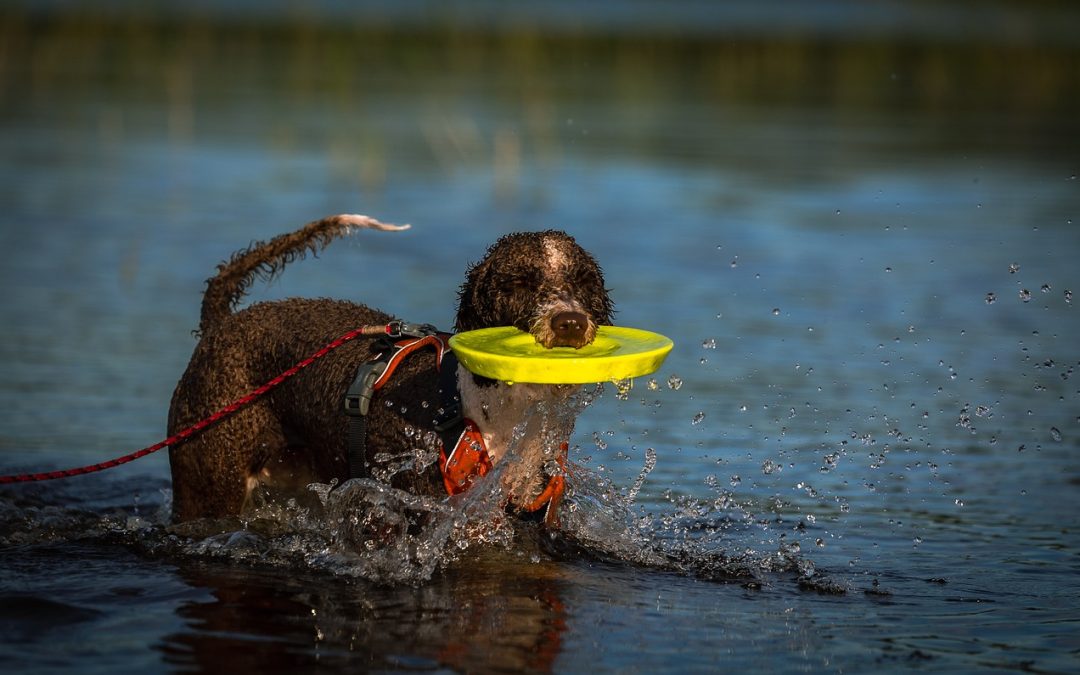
[0,379,839,589]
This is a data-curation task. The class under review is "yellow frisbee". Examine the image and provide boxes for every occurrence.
[449,326,674,384]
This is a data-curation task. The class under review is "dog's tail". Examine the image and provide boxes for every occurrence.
[198,214,409,335]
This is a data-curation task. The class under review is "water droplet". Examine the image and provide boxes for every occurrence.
[1019,289,1032,302]
[954,498,964,507]
[666,375,683,391]
[772,307,781,316]
[1041,283,1052,293]
[884,266,893,273]
[730,256,739,268]
[691,411,706,425]
[1050,427,1062,442]
[1009,262,1020,274]
[739,404,748,412]
[761,459,778,475]
[1065,289,1073,304]
[613,378,633,401]
[702,338,717,349]
[647,378,659,391]
[985,292,996,304]
[730,474,741,486]
[816,538,825,548]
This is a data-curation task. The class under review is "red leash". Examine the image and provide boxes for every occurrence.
[0,323,394,484]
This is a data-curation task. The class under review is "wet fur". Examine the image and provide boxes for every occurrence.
[167,215,613,522]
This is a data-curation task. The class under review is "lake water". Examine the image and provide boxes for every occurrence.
[1,2,1079,673]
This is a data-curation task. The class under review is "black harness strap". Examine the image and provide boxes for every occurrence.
[343,356,389,478]
[342,324,455,480]
[432,350,466,455]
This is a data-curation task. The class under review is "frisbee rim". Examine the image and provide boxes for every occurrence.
[448,326,674,384]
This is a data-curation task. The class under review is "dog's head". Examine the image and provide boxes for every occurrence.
[455,231,614,349]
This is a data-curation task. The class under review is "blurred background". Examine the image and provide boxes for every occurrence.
[3,0,1076,229]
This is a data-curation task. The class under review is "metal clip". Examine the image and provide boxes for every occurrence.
[387,320,439,339]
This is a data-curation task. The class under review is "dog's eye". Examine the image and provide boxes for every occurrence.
[573,269,601,287]
[506,275,537,290]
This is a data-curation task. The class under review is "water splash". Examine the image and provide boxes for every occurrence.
[0,383,837,590]
[625,447,657,505]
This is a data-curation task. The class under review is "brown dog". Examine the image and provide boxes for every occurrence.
[167,215,613,522]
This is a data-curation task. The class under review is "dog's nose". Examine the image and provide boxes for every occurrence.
[550,311,589,347]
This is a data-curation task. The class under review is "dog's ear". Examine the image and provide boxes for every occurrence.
[455,258,488,333]
[589,283,616,326]
[456,255,534,333]
[571,249,616,326]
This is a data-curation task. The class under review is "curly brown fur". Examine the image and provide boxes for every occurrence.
[168,216,613,523]
[456,230,614,348]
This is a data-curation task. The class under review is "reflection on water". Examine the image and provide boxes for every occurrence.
[2,1,1079,673]
[164,546,571,672]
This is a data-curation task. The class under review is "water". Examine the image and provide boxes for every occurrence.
[2,2,1079,672]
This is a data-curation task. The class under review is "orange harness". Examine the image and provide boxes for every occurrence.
[440,417,568,524]
[344,328,566,524]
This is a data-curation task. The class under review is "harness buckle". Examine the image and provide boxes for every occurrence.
[343,361,387,417]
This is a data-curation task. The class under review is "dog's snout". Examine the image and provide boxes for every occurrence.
[551,311,589,347]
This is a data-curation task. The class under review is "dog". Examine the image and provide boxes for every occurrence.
[167,214,614,524]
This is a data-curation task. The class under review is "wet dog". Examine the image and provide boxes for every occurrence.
[167,215,613,523]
